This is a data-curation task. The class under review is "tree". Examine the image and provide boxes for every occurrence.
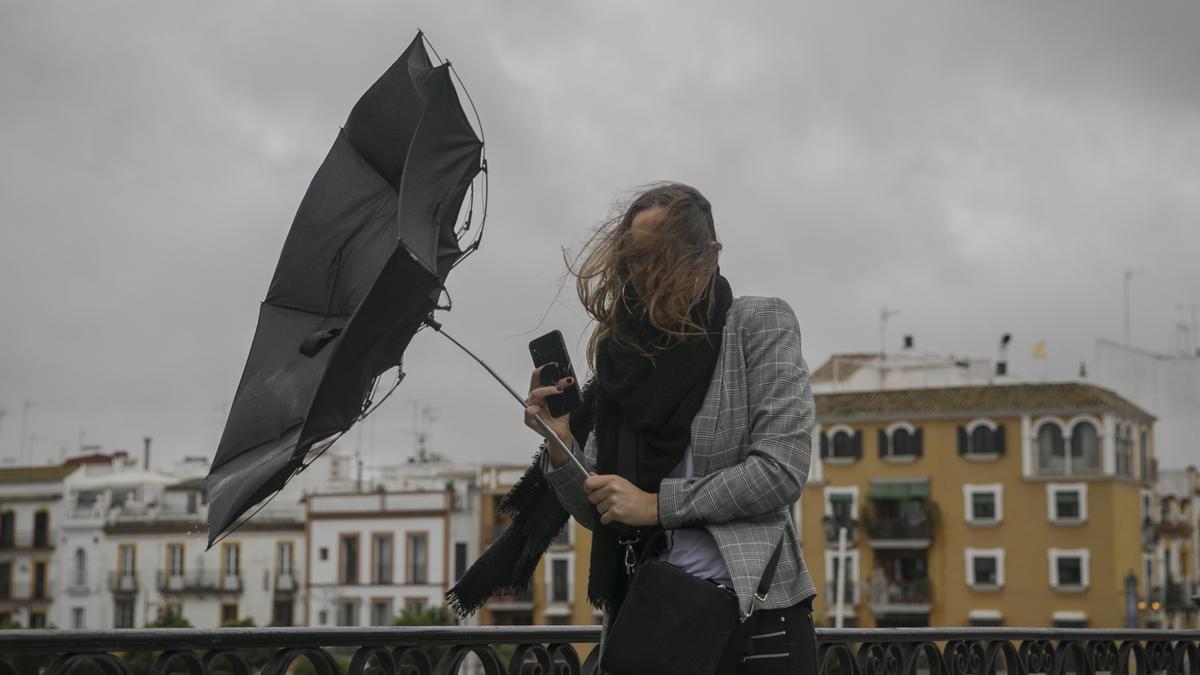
[124,612,192,675]
[394,605,457,665]
[219,617,273,670]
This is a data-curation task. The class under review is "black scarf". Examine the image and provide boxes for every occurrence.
[446,273,733,616]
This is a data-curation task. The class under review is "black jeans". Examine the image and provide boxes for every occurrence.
[733,596,818,675]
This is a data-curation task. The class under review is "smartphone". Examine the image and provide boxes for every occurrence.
[529,330,582,418]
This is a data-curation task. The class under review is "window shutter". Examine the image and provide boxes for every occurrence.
[913,428,924,458]
[852,430,863,459]
[820,431,829,459]
[877,429,889,458]
[993,425,1006,456]
[957,426,969,456]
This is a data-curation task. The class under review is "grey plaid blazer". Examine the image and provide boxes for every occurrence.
[541,295,817,615]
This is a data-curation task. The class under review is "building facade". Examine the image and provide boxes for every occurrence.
[0,465,76,628]
[802,381,1159,628]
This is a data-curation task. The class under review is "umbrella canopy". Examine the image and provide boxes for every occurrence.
[206,33,484,545]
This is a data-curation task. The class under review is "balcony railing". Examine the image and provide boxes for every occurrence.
[823,516,858,544]
[869,578,933,612]
[0,626,1198,675]
[0,530,55,550]
[107,572,138,594]
[156,569,243,594]
[864,518,933,545]
[487,586,535,611]
[0,580,54,602]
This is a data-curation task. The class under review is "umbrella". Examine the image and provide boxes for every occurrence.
[206,32,485,546]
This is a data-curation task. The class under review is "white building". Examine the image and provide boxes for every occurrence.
[306,491,452,627]
[811,336,1007,394]
[1092,339,1200,470]
[0,464,77,628]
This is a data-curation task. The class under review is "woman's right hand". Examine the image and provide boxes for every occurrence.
[524,366,575,464]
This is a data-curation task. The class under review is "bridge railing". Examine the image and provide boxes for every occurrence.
[0,625,1198,674]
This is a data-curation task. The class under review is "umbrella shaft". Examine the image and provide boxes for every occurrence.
[426,319,588,475]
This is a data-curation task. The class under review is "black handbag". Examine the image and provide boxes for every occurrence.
[599,417,786,675]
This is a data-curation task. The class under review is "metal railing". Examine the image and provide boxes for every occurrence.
[864,518,933,542]
[0,626,1199,675]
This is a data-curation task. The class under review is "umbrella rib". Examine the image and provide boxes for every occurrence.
[422,316,588,475]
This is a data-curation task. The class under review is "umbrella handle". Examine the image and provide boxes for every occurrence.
[424,317,590,475]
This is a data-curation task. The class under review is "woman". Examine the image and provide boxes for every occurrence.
[524,182,817,673]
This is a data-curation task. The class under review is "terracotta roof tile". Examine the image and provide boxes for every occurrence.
[814,382,1153,422]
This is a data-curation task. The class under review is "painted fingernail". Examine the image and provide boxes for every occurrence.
[565,377,574,385]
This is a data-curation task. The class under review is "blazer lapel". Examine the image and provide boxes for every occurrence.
[689,299,741,476]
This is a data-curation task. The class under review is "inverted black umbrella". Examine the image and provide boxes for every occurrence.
[206,32,488,545]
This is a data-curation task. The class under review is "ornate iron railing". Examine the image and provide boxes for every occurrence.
[0,626,1198,674]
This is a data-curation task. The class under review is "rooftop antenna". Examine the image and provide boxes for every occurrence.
[1178,302,1200,356]
[1123,268,1141,346]
[879,306,901,359]
[20,401,35,466]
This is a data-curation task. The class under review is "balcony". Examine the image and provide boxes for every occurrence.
[823,516,858,544]
[156,570,243,594]
[869,577,933,618]
[274,571,297,594]
[1,626,1197,674]
[863,517,933,548]
[0,580,53,603]
[0,530,55,551]
[1164,581,1192,610]
[108,572,138,595]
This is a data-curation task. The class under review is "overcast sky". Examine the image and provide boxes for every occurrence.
[2,1,1198,475]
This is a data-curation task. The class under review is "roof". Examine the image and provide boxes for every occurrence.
[0,465,79,484]
[815,382,1154,422]
[165,477,206,492]
[811,353,879,383]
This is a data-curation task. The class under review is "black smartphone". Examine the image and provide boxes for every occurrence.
[529,329,582,418]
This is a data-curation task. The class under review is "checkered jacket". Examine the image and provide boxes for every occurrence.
[541,295,817,614]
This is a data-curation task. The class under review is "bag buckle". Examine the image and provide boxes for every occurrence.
[619,535,640,576]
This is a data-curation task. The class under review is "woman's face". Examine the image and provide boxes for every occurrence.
[625,206,664,295]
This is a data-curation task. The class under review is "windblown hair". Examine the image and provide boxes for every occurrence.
[568,182,723,370]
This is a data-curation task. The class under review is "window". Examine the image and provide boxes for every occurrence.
[119,544,137,576]
[273,600,294,627]
[454,542,468,582]
[404,597,426,615]
[1069,421,1101,472]
[1051,611,1088,628]
[372,534,393,585]
[1036,422,1066,472]
[1138,428,1150,481]
[370,599,394,626]
[1047,483,1087,524]
[407,533,428,584]
[968,610,1003,627]
[222,543,241,578]
[879,423,922,460]
[1115,425,1135,477]
[963,484,1003,525]
[0,562,11,599]
[337,599,359,626]
[167,543,185,576]
[277,541,294,576]
[74,548,87,587]
[824,427,860,462]
[965,549,1005,589]
[340,535,360,585]
[317,610,328,626]
[32,561,47,599]
[319,547,329,561]
[1049,549,1090,590]
[114,601,135,629]
[72,607,85,630]
[548,556,571,603]
[164,603,182,620]
[186,492,198,514]
[823,549,860,606]
[221,603,238,624]
[33,510,49,548]
[0,511,13,548]
[29,612,45,629]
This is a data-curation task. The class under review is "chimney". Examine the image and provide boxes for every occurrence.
[143,436,152,471]
[996,333,1012,377]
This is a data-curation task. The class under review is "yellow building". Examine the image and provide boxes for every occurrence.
[801,381,1159,629]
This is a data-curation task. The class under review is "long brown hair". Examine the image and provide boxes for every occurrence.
[567,182,723,370]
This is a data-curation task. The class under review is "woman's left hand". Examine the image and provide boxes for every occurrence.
[584,474,659,526]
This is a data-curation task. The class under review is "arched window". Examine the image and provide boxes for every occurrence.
[833,431,852,458]
[1070,422,1101,471]
[74,548,87,587]
[971,426,994,455]
[1138,428,1150,481]
[1037,423,1065,472]
[891,428,910,455]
